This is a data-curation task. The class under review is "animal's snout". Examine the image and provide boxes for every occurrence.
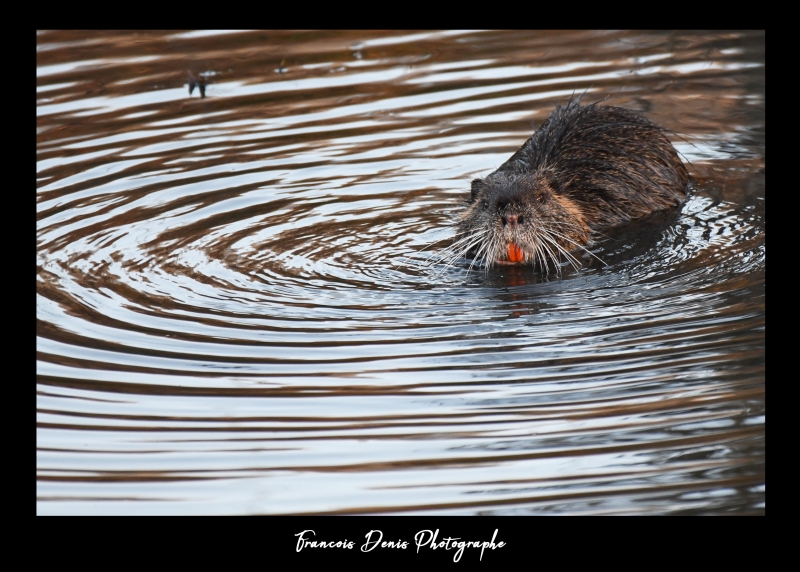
[501,213,524,227]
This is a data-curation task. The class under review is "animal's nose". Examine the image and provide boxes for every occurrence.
[502,214,523,227]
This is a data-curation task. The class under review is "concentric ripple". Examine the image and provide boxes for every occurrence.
[37,30,764,515]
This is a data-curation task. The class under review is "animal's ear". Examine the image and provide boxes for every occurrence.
[470,179,484,202]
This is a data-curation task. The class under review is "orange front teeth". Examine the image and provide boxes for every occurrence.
[508,242,524,263]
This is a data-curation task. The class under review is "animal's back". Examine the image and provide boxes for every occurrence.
[499,99,689,228]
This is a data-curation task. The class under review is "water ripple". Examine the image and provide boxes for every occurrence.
[37,30,764,515]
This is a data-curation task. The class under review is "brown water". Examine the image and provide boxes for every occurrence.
[36,30,765,515]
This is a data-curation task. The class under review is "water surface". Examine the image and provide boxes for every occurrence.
[37,30,765,515]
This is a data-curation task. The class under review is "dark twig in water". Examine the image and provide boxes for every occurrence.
[188,71,206,98]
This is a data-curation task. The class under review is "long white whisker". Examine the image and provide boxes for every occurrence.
[541,234,568,275]
[434,236,486,277]
[468,236,493,274]
[534,241,548,276]
[538,236,563,275]
[540,231,581,271]
[541,228,583,267]
[543,228,608,266]
[424,229,489,269]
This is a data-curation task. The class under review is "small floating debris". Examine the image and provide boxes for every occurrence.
[187,71,215,98]
[187,71,205,98]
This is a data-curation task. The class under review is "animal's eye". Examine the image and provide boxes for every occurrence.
[482,200,489,209]
[537,193,547,204]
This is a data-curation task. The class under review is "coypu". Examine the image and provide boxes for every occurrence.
[449,97,689,272]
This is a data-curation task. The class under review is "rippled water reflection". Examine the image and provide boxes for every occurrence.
[37,30,765,515]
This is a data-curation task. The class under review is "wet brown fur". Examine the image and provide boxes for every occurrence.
[453,97,689,271]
